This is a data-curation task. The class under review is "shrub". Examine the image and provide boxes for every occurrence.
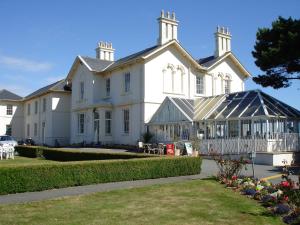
[16,146,154,161]
[0,156,202,194]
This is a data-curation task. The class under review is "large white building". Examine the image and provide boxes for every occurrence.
[1,11,299,165]
[66,11,249,145]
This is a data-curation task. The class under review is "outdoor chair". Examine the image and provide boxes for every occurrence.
[157,143,165,155]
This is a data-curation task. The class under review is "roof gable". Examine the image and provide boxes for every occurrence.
[25,79,69,100]
[198,52,251,77]
[0,89,22,101]
[142,40,206,72]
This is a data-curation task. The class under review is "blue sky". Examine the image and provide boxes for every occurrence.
[0,0,299,108]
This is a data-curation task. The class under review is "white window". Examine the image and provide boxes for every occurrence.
[6,125,12,136]
[124,72,130,93]
[123,109,129,134]
[106,78,110,97]
[34,101,38,114]
[34,123,38,136]
[27,104,31,115]
[43,98,46,112]
[224,76,231,94]
[27,124,30,137]
[6,105,12,115]
[105,111,112,135]
[79,82,84,100]
[78,113,85,134]
[196,76,204,94]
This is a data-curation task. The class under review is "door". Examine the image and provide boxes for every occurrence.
[94,111,100,143]
[42,122,46,144]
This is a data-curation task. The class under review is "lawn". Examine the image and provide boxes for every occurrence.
[0,179,284,225]
[0,156,57,167]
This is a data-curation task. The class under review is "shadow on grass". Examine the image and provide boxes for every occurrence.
[241,210,277,218]
[200,176,217,181]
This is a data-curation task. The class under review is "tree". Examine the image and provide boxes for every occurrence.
[252,16,300,89]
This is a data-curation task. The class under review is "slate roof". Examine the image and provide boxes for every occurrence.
[25,79,68,99]
[80,56,112,72]
[0,89,22,100]
[80,45,159,72]
[198,55,220,67]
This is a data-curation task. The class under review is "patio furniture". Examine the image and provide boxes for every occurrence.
[157,143,165,155]
[0,144,14,160]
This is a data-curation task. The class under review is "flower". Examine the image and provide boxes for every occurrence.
[281,181,290,188]
[232,175,238,180]
[283,196,289,201]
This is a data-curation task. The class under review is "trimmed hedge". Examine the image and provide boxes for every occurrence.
[0,157,202,194]
[16,146,153,161]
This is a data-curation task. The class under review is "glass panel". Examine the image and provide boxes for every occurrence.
[240,96,261,117]
[241,120,251,137]
[228,120,238,137]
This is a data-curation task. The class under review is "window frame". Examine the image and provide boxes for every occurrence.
[78,113,85,134]
[196,76,204,95]
[27,103,31,116]
[5,124,12,136]
[34,101,38,114]
[105,110,112,135]
[34,123,38,137]
[106,78,110,97]
[124,72,130,93]
[27,124,30,137]
[6,105,13,115]
[42,98,46,112]
[79,81,84,100]
[123,109,129,134]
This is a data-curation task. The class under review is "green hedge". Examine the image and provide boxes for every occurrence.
[0,157,202,194]
[16,146,153,161]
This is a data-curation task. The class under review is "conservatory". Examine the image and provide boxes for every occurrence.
[147,90,300,164]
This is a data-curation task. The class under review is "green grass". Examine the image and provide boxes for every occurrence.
[0,156,57,167]
[0,179,283,225]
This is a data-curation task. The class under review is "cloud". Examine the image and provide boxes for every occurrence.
[0,55,52,72]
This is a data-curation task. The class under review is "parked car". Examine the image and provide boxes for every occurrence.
[0,135,18,147]
[18,138,35,146]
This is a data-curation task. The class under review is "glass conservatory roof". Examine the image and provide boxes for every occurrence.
[148,90,300,124]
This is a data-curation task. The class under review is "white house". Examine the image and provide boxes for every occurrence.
[0,90,23,140]
[22,80,71,146]
[66,11,250,145]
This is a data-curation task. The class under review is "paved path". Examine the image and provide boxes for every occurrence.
[0,159,296,205]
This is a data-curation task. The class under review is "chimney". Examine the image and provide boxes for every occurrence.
[157,10,179,45]
[95,41,115,61]
[214,26,231,57]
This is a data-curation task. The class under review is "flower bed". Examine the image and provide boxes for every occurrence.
[215,158,300,224]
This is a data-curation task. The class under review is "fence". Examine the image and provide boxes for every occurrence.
[200,133,299,155]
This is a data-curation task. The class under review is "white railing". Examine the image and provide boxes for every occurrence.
[200,133,299,155]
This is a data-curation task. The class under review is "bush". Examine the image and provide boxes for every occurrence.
[0,156,201,194]
[16,146,154,161]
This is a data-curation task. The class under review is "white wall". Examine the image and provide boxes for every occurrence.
[208,57,246,96]
[0,101,24,140]
[24,92,71,146]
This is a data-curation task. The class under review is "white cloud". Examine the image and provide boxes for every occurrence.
[0,55,52,72]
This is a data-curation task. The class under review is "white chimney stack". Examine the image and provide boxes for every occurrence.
[215,26,232,57]
[95,41,115,61]
[157,10,179,46]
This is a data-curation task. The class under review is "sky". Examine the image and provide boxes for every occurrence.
[0,0,299,109]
